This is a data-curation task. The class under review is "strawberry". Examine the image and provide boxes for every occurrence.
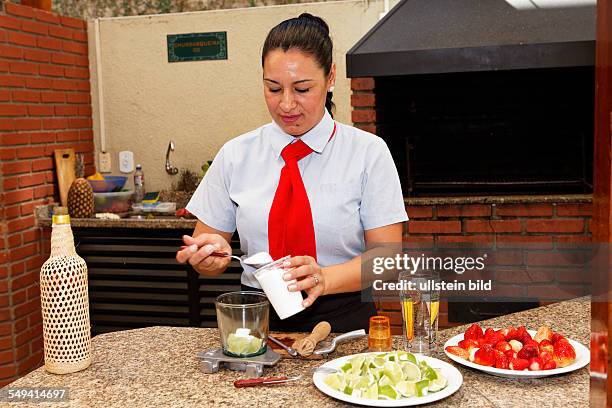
[539,350,553,364]
[553,339,576,367]
[504,327,519,341]
[494,341,512,353]
[522,339,539,349]
[529,357,544,371]
[534,326,553,343]
[539,339,554,355]
[516,325,528,339]
[464,324,484,341]
[521,331,533,343]
[551,333,566,344]
[499,327,510,339]
[446,346,469,360]
[458,339,480,352]
[483,330,505,346]
[508,339,523,353]
[474,345,496,366]
[494,351,509,369]
[504,349,515,360]
[517,344,539,360]
[509,358,529,371]
[543,360,557,370]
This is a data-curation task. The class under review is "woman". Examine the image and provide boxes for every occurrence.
[176,13,407,332]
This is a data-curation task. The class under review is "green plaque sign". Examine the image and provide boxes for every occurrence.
[167,32,227,62]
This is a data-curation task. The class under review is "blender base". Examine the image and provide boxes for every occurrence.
[196,348,281,378]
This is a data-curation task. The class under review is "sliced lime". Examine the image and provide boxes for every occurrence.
[383,361,404,383]
[415,379,429,397]
[324,373,345,392]
[396,380,417,397]
[341,362,352,372]
[363,383,379,400]
[378,384,398,400]
[400,361,421,382]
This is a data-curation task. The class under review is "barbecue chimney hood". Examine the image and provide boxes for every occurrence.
[347,0,596,77]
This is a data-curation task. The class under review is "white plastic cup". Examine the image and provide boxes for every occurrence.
[253,255,304,320]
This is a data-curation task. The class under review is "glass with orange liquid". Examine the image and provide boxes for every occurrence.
[368,315,392,351]
[400,270,440,354]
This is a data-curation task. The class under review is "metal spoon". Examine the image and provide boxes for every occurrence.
[179,248,273,268]
[267,335,299,357]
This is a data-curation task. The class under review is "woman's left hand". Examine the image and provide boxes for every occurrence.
[282,256,326,308]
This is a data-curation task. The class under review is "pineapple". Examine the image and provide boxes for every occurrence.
[67,154,94,218]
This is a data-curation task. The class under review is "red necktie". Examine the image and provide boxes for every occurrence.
[268,123,336,261]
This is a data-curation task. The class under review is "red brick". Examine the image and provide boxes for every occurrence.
[495,203,554,217]
[354,124,376,134]
[5,2,36,19]
[2,161,32,176]
[40,91,66,103]
[402,235,435,248]
[20,201,37,216]
[9,61,38,75]
[0,15,21,30]
[74,56,88,67]
[51,78,79,90]
[21,20,48,36]
[61,15,85,29]
[30,132,55,143]
[27,104,54,116]
[0,61,8,72]
[78,105,92,116]
[3,176,19,191]
[0,104,27,116]
[17,350,44,374]
[464,219,522,233]
[54,105,78,116]
[0,132,30,145]
[49,25,74,40]
[556,203,592,216]
[495,267,554,284]
[14,343,28,361]
[69,118,92,129]
[555,235,592,245]
[15,324,41,346]
[0,365,17,379]
[38,64,63,77]
[56,130,79,141]
[488,284,526,298]
[0,148,16,160]
[351,78,375,91]
[22,229,39,243]
[351,93,375,107]
[12,287,26,304]
[31,157,53,171]
[488,250,524,265]
[556,269,588,283]
[526,251,588,267]
[408,220,461,234]
[0,324,10,337]
[66,92,89,103]
[406,205,433,218]
[51,52,75,65]
[438,204,492,218]
[42,118,68,130]
[36,36,61,51]
[64,66,89,79]
[0,44,23,59]
[0,74,25,87]
[437,235,495,246]
[526,284,587,300]
[352,109,376,123]
[33,184,53,198]
[25,77,52,89]
[75,80,89,92]
[8,233,22,248]
[525,219,585,233]
[62,40,87,55]
[17,146,46,159]
[4,188,33,204]
[7,31,37,47]
[73,30,87,43]
[496,235,554,249]
[34,9,61,24]
[11,269,36,289]
[12,90,40,102]
[0,90,9,101]
[23,49,50,63]
[15,119,42,130]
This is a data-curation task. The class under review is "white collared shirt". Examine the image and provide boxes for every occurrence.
[186,109,408,287]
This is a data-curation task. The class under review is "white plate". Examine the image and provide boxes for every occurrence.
[443,330,590,378]
[313,352,463,407]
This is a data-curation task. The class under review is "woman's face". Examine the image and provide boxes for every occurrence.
[263,48,335,136]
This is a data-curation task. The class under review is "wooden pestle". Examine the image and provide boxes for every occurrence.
[292,321,332,356]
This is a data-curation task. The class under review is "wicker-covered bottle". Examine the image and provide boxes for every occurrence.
[40,208,92,374]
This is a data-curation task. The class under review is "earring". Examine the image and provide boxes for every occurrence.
[328,86,335,92]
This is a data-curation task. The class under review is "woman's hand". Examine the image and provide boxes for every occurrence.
[282,256,326,308]
[176,233,232,275]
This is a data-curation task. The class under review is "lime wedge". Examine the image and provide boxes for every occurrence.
[343,385,353,395]
[422,365,437,381]
[396,380,417,397]
[415,379,429,397]
[341,362,352,372]
[378,374,393,387]
[373,356,387,368]
[405,353,417,365]
[383,361,404,383]
[378,384,398,400]
[400,361,421,382]
[363,383,379,400]
[349,355,365,374]
[324,373,345,392]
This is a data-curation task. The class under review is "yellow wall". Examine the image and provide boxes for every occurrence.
[88,0,395,191]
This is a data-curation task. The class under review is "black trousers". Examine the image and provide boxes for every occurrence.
[241,284,376,333]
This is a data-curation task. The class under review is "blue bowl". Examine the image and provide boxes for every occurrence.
[87,176,127,193]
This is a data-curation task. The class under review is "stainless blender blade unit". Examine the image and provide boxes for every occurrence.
[197,348,281,378]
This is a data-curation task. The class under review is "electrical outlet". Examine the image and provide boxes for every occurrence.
[99,152,111,173]
[119,151,134,173]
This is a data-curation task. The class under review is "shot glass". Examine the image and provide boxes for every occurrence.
[368,315,392,351]
[399,270,440,354]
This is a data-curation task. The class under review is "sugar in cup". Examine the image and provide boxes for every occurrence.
[253,255,305,320]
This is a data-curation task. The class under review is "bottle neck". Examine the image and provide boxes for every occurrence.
[50,223,76,256]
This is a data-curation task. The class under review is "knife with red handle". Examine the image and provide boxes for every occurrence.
[234,376,301,388]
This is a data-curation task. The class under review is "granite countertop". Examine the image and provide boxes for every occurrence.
[4,298,590,407]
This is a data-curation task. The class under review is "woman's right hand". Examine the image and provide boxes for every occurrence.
[176,233,232,275]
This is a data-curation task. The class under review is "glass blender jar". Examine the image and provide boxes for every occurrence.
[215,291,269,358]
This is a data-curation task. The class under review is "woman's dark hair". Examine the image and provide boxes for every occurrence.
[262,13,335,118]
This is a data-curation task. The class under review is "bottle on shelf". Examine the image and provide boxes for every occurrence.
[134,164,145,203]
[39,207,92,374]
